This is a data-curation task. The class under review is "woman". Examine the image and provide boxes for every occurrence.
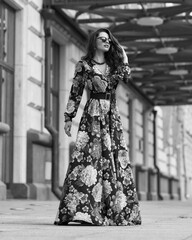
[54,28,141,226]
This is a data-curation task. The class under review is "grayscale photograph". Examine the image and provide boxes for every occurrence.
[0,0,192,239]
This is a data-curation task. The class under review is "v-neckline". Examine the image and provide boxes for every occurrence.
[93,64,109,77]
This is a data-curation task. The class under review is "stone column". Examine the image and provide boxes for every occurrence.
[11,4,29,198]
[143,107,157,200]
[143,108,150,167]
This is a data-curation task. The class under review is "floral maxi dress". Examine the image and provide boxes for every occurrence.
[55,60,142,226]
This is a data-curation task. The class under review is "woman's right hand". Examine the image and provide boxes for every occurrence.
[64,121,72,137]
[121,46,128,64]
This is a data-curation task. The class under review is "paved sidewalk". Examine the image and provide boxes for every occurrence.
[0,200,192,240]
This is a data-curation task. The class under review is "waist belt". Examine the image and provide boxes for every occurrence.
[90,92,115,100]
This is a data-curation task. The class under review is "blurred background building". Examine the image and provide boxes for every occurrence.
[0,0,192,201]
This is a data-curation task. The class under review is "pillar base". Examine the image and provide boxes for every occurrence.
[28,183,57,200]
[0,181,7,200]
[147,192,158,201]
[161,193,171,200]
[10,183,57,200]
[135,165,148,201]
[10,183,30,199]
[138,191,147,200]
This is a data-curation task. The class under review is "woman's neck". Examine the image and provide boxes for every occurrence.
[93,51,105,63]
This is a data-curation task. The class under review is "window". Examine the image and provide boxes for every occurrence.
[50,41,60,131]
[0,1,15,184]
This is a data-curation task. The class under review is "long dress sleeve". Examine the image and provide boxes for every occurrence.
[64,60,86,122]
[117,63,132,84]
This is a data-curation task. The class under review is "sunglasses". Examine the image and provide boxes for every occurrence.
[97,37,111,44]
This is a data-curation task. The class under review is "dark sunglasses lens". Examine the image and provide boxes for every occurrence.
[98,37,111,43]
[102,38,111,43]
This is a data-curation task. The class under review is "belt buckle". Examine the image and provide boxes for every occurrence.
[105,93,111,100]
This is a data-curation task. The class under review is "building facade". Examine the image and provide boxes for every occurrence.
[0,0,192,200]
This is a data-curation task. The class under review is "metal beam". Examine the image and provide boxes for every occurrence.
[49,0,191,7]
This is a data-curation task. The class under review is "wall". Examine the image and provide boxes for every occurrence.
[7,0,86,199]
[116,84,129,147]
[182,106,192,199]
[154,105,192,200]
[59,43,86,186]
[9,0,46,198]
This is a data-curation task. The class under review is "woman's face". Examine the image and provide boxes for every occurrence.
[95,31,111,53]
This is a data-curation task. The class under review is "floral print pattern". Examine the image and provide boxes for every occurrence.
[55,60,141,226]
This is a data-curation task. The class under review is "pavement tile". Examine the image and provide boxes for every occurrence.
[0,200,192,240]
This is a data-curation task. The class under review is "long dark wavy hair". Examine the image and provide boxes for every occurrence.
[82,28,124,73]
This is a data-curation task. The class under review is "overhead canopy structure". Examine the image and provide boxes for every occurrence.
[44,0,192,106]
